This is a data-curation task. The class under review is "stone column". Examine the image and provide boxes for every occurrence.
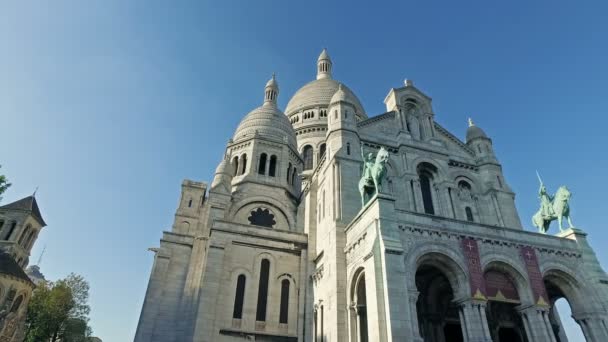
[549,305,569,342]
[574,314,608,342]
[457,299,492,342]
[518,306,555,342]
[408,290,424,342]
[412,179,423,214]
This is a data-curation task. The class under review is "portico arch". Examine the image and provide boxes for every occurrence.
[482,261,529,342]
[349,268,369,342]
[543,268,589,341]
[409,247,468,342]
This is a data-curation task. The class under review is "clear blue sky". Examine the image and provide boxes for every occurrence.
[1,1,607,341]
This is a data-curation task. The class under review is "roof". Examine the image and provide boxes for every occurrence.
[0,195,46,227]
[233,104,298,150]
[285,78,366,117]
[466,125,489,143]
[0,251,34,285]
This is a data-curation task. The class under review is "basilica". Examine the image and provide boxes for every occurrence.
[135,50,608,342]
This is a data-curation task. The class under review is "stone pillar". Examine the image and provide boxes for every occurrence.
[412,179,423,214]
[549,305,569,342]
[518,306,555,342]
[408,290,424,342]
[457,299,491,342]
[574,314,608,342]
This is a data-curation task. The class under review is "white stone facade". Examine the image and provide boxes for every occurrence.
[135,50,608,342]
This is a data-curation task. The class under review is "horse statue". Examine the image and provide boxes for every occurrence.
[358,147,389,207]
[532,184,574,234]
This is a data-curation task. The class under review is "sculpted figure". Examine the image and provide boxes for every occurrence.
[532,172,575,234]
[538,184,555,220]
[358,147,389,207]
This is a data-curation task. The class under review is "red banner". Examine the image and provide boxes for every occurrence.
[520,246,549,306]
[461,238,487,300]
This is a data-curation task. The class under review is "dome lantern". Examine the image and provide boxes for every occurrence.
[317,48,332,80]
[264,73,279,106]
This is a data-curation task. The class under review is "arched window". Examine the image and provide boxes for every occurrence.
[303,145,314,170]
[18,225,31,245]
[269,155,277,177]
[258,153,267,175]
[0,220,4,232]
[279,279,290,324]
[256,259,270,321]
[417,163,438,215]
[10,295,23,313]
[5,221,17,240]
[286,163,292,183]
[232,156,239,176]
[319,144,326,160]
[241,154,248,175]
[347,143,351,155]
[188,198,192,207]
[25,231,36,250]
[233,274,246,319]
[465,207,474,222]
[291,168,297,185]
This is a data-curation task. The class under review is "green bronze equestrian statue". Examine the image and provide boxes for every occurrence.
[359,147,389,207]
[532,172,574,234]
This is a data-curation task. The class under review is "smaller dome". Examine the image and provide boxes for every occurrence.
[233,105,297,149]
[233,75,297,149]
[466,118,489,143]
[330,83,355,105]
[214,157,231,177]
[211,157,232,191]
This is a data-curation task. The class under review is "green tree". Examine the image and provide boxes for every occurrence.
[25,274,93,342]
[0,164,11,202]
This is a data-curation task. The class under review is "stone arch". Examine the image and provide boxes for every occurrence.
[411,157,448,181]
[482,259,531,342]
[481,256,534,305]
[348,267,369,342]
[399,93,432,114]
[230,196,295,231]
[541,264,587,314]
[452,174,480,194]
[405,242,469,299]
[228,267,252,321]
[412,244,467,342]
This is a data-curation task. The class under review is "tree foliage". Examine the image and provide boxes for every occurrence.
[0,164,11,202]
[25,273,92,342]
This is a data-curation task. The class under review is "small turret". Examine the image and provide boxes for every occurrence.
[317,48,333,80]
[264,73,279,106]
[466,118,495,159]
[211,155,233,194]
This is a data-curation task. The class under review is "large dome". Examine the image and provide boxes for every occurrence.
[233,104,298,149]
[285,78,366,117]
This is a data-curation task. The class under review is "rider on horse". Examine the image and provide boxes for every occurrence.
[539,184,555,220]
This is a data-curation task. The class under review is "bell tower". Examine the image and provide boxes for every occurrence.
[0,195,46,267]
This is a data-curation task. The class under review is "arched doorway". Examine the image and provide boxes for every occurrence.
[483,268,527,342]
[544,270,587,342]
[349,270,368,342]
[416,264,463,342]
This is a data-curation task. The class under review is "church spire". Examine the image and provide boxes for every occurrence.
[264,73,279,106]
[317,48,333,80]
